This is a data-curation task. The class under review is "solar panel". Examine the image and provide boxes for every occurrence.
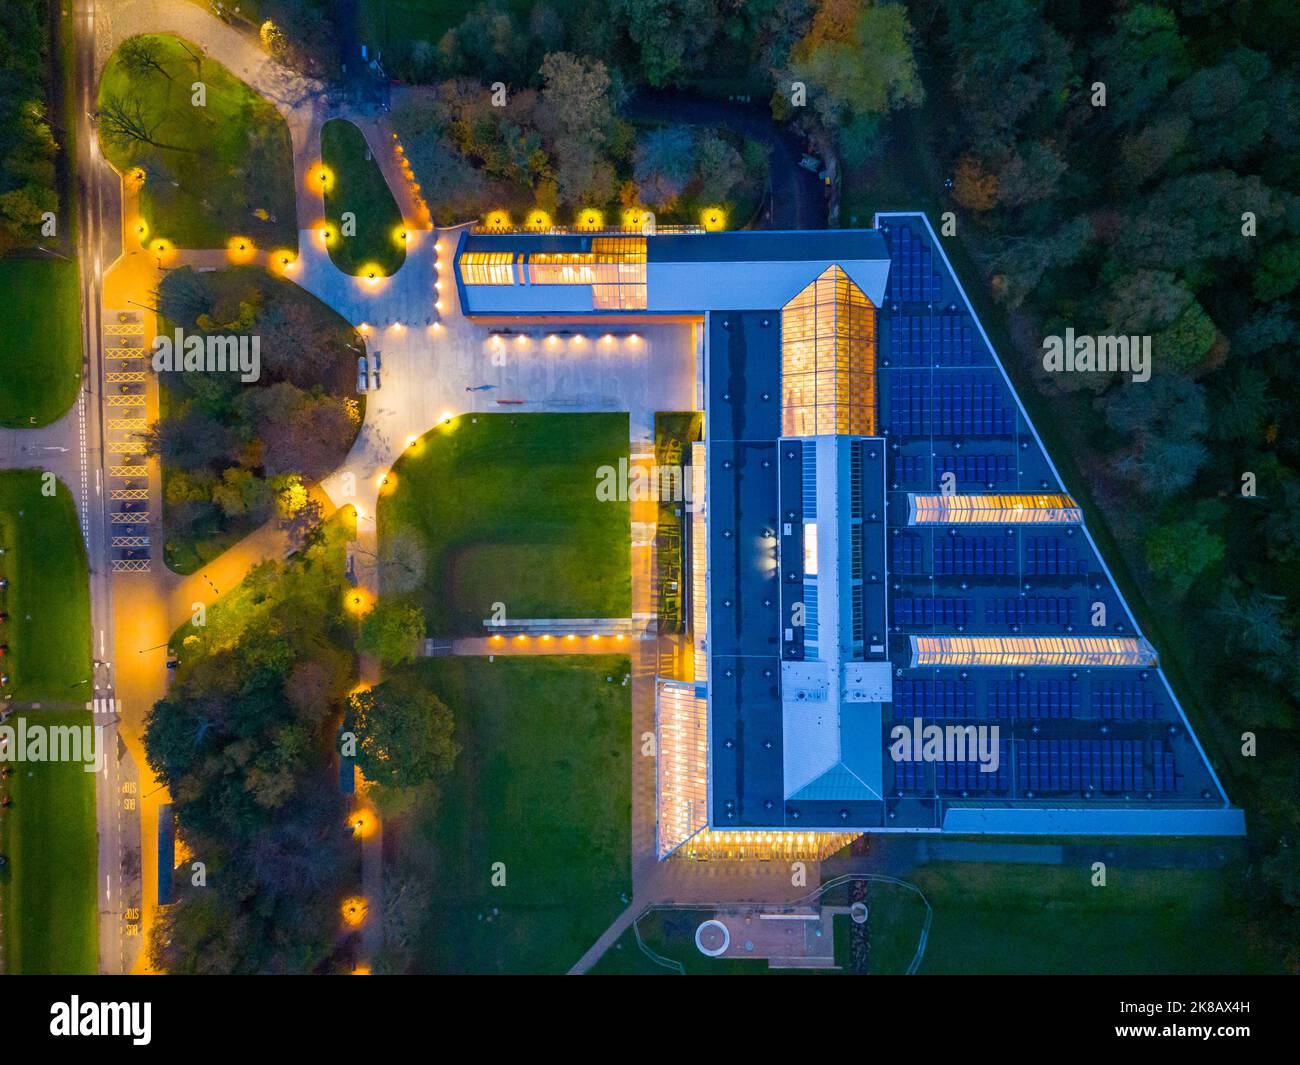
[893,677,976,719]
[890,533,925,574]
[938,453,1015,487]
[1091,680,1161,720]
[933,535,1015,575]
[892,596,972,628]
[986,596,1077,628]
[1024,536,1087,576]
[988,677,1080,719]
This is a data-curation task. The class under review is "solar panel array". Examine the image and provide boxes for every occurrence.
[885,224,943,303]
[933,534,1016,575]
[936,744,1010,792]
[986,596,1077,628]
[891,315,977,366]
[891,532,924,574]
[893,677,975,719]
[1152,739,1181,793]
[1091,679,1162,720]
[1024,536,1087,576]
[893,596,973,627]
[939,453,1015,486]
[1018,739,1143,794]
[888,373,1014,436]
[988,677,1079,719]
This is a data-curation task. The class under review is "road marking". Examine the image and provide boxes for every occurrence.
[100,629,106,657]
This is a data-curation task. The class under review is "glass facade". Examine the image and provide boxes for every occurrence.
[459,251,515,285]
[781,265,877,436]
[909,492,1082,525]
[910,635,1159,667]
[526,237,647,309]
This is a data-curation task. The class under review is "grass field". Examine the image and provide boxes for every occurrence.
[0,709,100,974]
[0,259,82,428]
[321,119,406,277]
[0,471,93,703]
[401,655,631,974]
[379,413,630,636]
[868,862,1276,975]
[97,34,296,250]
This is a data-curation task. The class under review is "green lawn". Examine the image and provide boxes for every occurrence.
[0,471,93,703]
[0,709,100,974]
[321,118,406,276]
[402,656,632,974]
[97,34,296,250]
[0,259,82,427]
[380,413,631,636]
[871,862,1276,975]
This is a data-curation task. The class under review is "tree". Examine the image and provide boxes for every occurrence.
[118,37,173,82]
[633,126,694,209]
[538,52,622,204]
[1254,238,1300,302]
[1144,518,1224,595]
[350,678,459,789]
[358,600,426,666]
[787,0,922,163]
[1098,3,1190,124]
[96,94,187,153]
[953,154,998,211]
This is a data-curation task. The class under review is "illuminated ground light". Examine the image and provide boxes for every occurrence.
[576,208,604,230]
[352,966,372,976]
[350,809,377,839]
[621,207,649,228]
[341,896,368,927]
[392,224,411,248]
[525,209,552,231]
[270,249,297,275]
[438,410,456,426]
[377,471,399,496]
[484,209,511,230]
[317,224,336,246]
[389,320,404,333]
[359,263,387,288]
[131,219,148,243]
[345,587,374,616]
[434,240,445,254]
[150,239,175,264]
[227,236,256,264]
[309,163,334,193]
[702,206,726,231]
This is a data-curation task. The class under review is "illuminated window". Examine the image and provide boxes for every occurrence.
[909,493,1082,525]
[781,265,877,436]
[910,635,1158,667]
[459,251,515,285]
[656,681,709,858]
[803,522,819,576]
[527,237,647,309]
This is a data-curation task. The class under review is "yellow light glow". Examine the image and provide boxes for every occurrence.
[341,896,368,927]
[344,588,374,616]
[392,224,410,247]
[350,808,377,838]
[702,206,726,231]
[309,163,334,193]
[226,236,256,264]
[525,209,552,231]
[484,210,511,230]
[621,207,648,228]
[132,218,149,243]
[269,249,297,275]
[150,239,175,264]
[378,471,398,496]
[576,208,604,231]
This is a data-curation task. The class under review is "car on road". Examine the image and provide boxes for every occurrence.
[356,355,368,392]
